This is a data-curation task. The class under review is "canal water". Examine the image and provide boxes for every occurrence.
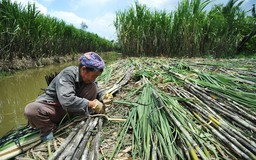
[0,62,77,137]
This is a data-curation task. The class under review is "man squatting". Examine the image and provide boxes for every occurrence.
[24,52,105,141]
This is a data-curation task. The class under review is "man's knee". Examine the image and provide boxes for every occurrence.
[24,102,36,118]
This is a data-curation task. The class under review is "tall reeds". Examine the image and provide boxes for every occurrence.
[115,0,255,57]
[0,0,114,61]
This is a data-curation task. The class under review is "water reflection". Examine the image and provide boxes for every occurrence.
[0,62,76,137]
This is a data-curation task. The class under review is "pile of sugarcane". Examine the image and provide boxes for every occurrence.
[3,57,255,160]
[107,57,256,159]
[0,126,41,159]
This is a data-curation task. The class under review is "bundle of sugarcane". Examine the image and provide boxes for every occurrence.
[97,58,134,87]
[168,84,256,160]
[162,61,256,159]
[162,59,256,111]
[48,117,102,160]
[111,77,213,159]
[0,126,41,160]
[13,116,97,160]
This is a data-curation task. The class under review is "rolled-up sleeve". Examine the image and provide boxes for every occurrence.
[56,70,89,112]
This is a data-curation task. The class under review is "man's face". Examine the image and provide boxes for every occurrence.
[80,66,102,84]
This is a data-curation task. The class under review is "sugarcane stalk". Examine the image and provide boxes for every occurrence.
[187,142,199,160]
[220,100,256,124]
[192,82,256,121]
[185,89,256,155]
[72,128,92,160]
[72,118,98,160]
[186,98,256,157]
[48,121,85,160]
[47,141,52,157]
[182,144,191,160]
[153,91,208,160]
[170,84,256,147]
[85,118,103,160]
[94,118,103,160]
[54,117,86,135]
[169,83,256,159]
[168,85,221,120]
[223,127,256,158]
[60,118,98,160]
[186,83,256,132]
[6,140,41,160]
[105,68,133,94]
[188,120,211,159]
[150,134,158,160]
[87,134,97,160]
[221,124,256,152]
[89,114,126,122]
[226,101,256,122]
[193,112,252,160]
[81,136,93,160]
[214,123,256,159]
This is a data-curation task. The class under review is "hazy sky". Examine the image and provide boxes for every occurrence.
[11,0,255,40]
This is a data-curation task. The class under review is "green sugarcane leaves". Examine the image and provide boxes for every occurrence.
[107,57,256,160]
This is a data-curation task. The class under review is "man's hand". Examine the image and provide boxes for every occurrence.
[92,99,104,113]
[102,93,113,107]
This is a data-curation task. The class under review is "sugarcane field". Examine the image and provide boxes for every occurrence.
[1,0,256,159]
